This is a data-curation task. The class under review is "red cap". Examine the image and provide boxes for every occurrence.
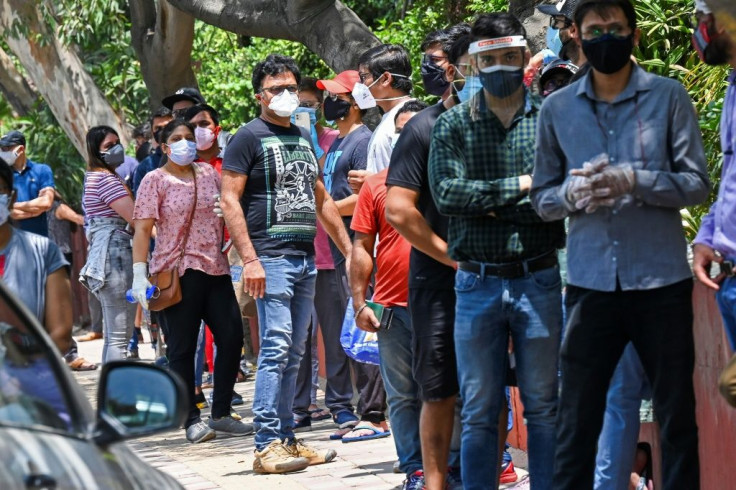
[317,70,360,94]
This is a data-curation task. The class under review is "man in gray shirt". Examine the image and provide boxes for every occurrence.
[530,0,709,488]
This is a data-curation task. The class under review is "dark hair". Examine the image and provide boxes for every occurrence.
[252,54,301,94]
[358,44,413,94]
[471,12,527,41]
[448,34,473,65]
[421,29,449,52]
[573,0,636,31]
[394,100,429,124]
[132,122,150,139]
[85,125,120,171]
[0,158,12,189]
[160,119,195,147]
[184,104,220,126]
[299,77,324,103]
[149,106,173,144]
[422,23,472,56]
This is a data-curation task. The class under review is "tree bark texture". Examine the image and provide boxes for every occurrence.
[165,0,380,72]
[129,0,198,111]
[0,46,37,116]
[0,0,127,155]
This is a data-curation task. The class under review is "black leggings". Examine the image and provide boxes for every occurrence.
[160,269,243,427]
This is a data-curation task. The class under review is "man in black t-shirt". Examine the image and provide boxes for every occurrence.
[221,54,352,475]
[385,26,470,490]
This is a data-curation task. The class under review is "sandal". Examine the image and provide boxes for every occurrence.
[67,357,97,371]
[341,423,391,443]
[309,407,331,421]
[76,331,102,342]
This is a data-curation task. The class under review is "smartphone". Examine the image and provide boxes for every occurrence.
[365,300,393,330]
[294,112,311,130]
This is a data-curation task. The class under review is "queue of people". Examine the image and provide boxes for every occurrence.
[2,0,736,488]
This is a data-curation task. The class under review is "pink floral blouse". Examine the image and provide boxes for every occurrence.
[134,162,229,276]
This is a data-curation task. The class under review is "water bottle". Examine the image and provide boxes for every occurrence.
[125,285,158,304]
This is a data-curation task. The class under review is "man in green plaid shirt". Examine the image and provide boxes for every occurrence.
[427,12,563,490]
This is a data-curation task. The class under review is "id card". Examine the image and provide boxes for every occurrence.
[230,265,243,283]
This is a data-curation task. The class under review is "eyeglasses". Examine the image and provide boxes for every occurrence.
[261,85,298,96]
[299,101,321,109]
[423,53,448,65]
[550,15,572,29]
[358,72,373,84]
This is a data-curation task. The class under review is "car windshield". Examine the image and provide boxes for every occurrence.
[0,289,72,432]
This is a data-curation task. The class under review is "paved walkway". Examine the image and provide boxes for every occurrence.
[73,334,529,489]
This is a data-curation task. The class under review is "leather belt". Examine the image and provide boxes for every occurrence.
[458,252,558,279]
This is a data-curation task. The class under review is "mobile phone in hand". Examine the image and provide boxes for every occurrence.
[294,112,311,130]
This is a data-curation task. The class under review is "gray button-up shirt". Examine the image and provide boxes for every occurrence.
[531,64,710,292]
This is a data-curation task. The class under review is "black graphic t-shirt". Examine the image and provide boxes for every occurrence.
[223,118,318,256]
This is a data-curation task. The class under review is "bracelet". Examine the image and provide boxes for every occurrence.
[243,257,260,265]
[354,304,368,319]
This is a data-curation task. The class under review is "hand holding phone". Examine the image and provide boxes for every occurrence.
[294,112,311,130]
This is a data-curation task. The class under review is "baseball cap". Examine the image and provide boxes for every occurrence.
[0,130,26,148]
[161,87,206,110]
[537,0,579,20]
[540,58,579,86]
[316,71,361,94]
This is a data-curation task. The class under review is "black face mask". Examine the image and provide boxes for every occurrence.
[323,97,352,121]
[153,128,163,144]
[421,60,450,96]
[582,33,633,74]
[692,20,730,65]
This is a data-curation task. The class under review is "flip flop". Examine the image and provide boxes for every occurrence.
[329,425,356,440]
[341,424,391,443]
[309,408,331,421]
[67,357,97,371]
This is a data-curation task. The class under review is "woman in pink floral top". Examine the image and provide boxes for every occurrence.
[131,120,252,443]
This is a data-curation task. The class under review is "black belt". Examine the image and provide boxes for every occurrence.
[458,252,558,279]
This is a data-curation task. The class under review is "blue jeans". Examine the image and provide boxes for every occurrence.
[377,306,422,476]
[717,275,736,351]
[454,266,562,490]
[252,255,317,451]
[594,343,651,490]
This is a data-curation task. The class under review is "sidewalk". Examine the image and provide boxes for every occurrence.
[73,334,529,489]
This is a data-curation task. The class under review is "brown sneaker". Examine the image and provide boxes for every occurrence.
[253,439,309,474]
[286,438,337,466]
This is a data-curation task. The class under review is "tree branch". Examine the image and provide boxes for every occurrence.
[0,46,37,116]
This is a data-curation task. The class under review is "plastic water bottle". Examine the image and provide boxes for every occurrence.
[125,286,158,304]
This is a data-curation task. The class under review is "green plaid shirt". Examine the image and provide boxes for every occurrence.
[428,91,564,263]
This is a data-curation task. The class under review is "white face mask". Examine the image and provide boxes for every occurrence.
[194,127,216,151]
[0,148,19,166]
[352,79,379,110]
[167,139,197,166]
[0,194,10,226]
[268,90,300,118]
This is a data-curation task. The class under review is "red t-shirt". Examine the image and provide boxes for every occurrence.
[199,155,228,242]
[350,169,411,307]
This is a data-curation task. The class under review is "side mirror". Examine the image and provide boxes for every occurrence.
[94,361,187,446]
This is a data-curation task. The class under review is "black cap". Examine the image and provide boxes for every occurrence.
[540,58,579,86]
[537,0,579,20]
[0,130,26,147]
[161,87,206,110]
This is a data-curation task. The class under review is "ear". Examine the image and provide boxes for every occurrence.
[569,24,582,47]
[444,63,456,83]
[214,126,222,137]
[633,27,641,48]
[381,71,391,87]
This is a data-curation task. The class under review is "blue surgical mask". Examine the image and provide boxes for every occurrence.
[454,75,483,103]
[478,65,524,99]
[546,27,563,56]
[292,106,317,126]
[167,139,197,166]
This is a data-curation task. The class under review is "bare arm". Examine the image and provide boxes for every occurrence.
[109,195,135,225]
[44,268,72,355]
[55,203,85,226]
[335,194,359,216]
[11,187,54,219]
[133,218,155,263]
[349,231,380,332]
[221,170,266,298]
[315,180,352,259]
[385,185,456,268]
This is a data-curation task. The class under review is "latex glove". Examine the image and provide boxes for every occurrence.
[132,262,153,310]
[213,193,223,218]
[565,175,594,210]
[588,164,635,200]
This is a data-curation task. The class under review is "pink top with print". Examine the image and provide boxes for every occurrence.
[133,162,229,276]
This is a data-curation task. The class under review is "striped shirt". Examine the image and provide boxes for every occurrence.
[83,171,130,219]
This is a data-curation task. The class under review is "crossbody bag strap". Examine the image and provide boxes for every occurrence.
[175,164,198,268]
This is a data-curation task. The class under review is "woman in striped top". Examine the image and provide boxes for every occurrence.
[79,126,136,363]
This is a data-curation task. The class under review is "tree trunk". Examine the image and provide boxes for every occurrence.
[129,0,198,111]
[0,0,127,155]
[0,46,37,116]
[165,0,380,72]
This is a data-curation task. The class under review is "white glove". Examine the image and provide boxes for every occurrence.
[213,193,223,218]
[589,164,635,199]
[565,175,593,210]
[132,262,153,310]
